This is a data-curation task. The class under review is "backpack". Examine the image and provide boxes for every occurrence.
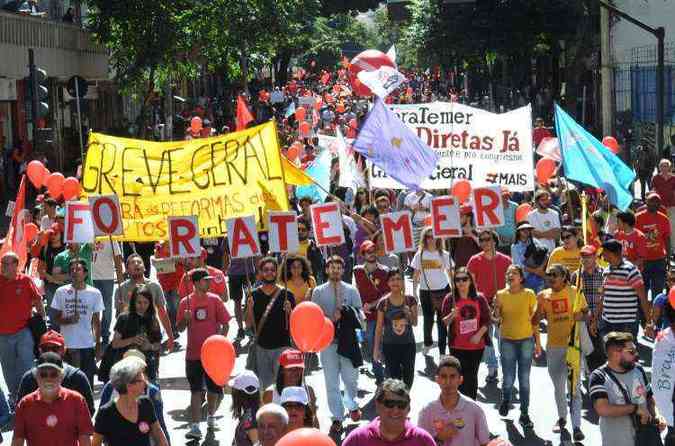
[524,239,548,268]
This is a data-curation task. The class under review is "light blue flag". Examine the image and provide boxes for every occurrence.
[352,99,439,190]
[285,102,296,119]
[555,104,636,210]
[296,148,331,203]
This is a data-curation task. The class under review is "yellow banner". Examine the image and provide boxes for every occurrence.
[81,122,289,241]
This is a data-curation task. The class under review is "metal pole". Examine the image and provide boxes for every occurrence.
[74,79,85,163]
[600,6,613,138]
[656,27,665,156]
[582,85,587,125]
[28,48,38,150]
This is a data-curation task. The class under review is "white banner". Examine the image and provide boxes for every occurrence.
[653,328,675,426]
[368,102,534,191]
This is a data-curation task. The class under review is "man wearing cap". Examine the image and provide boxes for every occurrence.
[571,245,607,371]
[651,158,675,251]
[12,352,94,446]
[0,251,45,405]
[177,267,231,440]
[636,192,671,302]
[354,240,390,386]
[17,330,94,415]
[495,188,517,255]
[527,190,561,253]
[599,239,653,340]
[177,248,228,302]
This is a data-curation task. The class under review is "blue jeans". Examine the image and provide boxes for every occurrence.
[643,259,666,301]
[320,343,359,421]
[0,328,35,403]
[365,320,385,384]
[500,337,534,413]
[93,279,114,345]
[482,325,499,371]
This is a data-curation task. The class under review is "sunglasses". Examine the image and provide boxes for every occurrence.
[455,276,470,283]
[562,234,574,240]
[38,369,59,379]
[380,399,409,410]
[282,402,306,410]
[546,273,561,279]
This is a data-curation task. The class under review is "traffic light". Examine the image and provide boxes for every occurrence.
[29,66,49,118]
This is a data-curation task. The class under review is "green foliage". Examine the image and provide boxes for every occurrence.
[320,0,380,15]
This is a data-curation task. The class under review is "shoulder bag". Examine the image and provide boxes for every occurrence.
[246,288,282,374]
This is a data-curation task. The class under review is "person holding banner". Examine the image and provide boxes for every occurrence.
[412,227,453,357]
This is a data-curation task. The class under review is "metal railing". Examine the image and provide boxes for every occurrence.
[0,10,105,54]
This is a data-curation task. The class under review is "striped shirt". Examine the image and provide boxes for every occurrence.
[601,260,644,323]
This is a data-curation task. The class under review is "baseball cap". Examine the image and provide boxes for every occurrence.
[646,192,662,201]
[602,239,623,254]
[279,386,309,406]
[580,245,597,256]
[36,351,63,372]
[360,240,376,254]
[230,370,260,395]
[279,349,305,369]
[515,221,534,231]
[40,330,65,349]
[191,267,213,282]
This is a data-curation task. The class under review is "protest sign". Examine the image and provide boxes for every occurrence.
[88,195,123,236]
[310,202,344,247]
[430,196,461,238]
[81,121,288,241]
[368,103,534,191]
[64,201,95,244]
[472,186,504,229]
[225,215,261,258]
[380,211,414,253]
[168,216,200,258]
[652,328,675,426]
[267,211,299,253]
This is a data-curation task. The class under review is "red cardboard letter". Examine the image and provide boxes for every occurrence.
[380,211,414,253]
[268,212,298,253]
[168,216,199,257]
[431,196,461,238]
[89,195,123,236]
[310,203,344,247]
[473,186,504,228]
[225,215,261,258]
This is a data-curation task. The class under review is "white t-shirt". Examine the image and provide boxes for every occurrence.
[412,249,453,290]
[404,191,433,225]
[91,240,121,281]
[527,208,561,253]
[51,284,104,349]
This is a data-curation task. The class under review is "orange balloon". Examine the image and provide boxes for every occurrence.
[290,302,326,352]
[669,286,675,309]
[299,121,311,136]
[535,158,557,184]
[451,179,472,203]
[295,107,306,121]
[26,160,47,188]
[62,177,81,201]
[190,116,202,133]
[287,144,301,161]
[311,318,334,353]
[515,203,533,223]
[24,223,38,243]
[602,136,620,154]
[200,335,235,386]
[45,172,65,198]
[277,428,336,446]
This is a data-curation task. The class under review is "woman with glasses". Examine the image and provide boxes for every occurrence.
[373,269,418,388]
[532,264,588,441]
[93,357,169,446]
[279,386,316,432]
[441,267,491,399]
[412,227,454,356]
[547,226,581,274]
[494,265,540,428]
[279,255,316,304]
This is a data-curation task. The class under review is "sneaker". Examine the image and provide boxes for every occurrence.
[486,369,499,383]
[207,416,216,429]
[573,428,585,441]
[552,418,566,433]
[498,401,509,417]
[186,424,202,439]
[349,408,362,422]
[519,413,534,429]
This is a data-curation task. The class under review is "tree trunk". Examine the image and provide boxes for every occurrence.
[136,67,156,139]
[274,51,292,86]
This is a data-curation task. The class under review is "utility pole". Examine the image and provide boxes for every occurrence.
[600,5,613,139]
[599,0,665,155]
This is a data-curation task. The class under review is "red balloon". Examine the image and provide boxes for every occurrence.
[277,428,336,446]
[348,49,395,96]
[24,223,38,243]
[311,317,335,353]
[62,177,81,201]
[45,172,65,198]
[295,107,306,122]
[200,335,235,386]
[602,136,620,154]
[290,302,326,352]
[299,121,311,136]
[515,203,533,223]
[536,158,557,184]
[190,116,203,133]
[451,179,472,203]
[668,286,675,309]
[26,160,47,188]
[287,144,301,161]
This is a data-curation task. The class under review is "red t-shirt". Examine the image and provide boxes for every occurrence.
[353,265,390,321]
[635,210,671,261]
[441,295,489,350]
[154,243,183,292]
[614,229,649,267]
[14,388,93,446]
[0,273,42,334]
[533,127,553,147]
[466,252,512,302]
[177,266,227,298]
[651,174,675,207]
[177,292,231,360]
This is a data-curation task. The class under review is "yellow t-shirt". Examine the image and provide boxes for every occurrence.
[283,276,316,304]
[539,285,587,348]
[496,288,537,340]
[547,247,581,274]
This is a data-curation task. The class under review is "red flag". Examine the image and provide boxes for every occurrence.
[236,95,254,131]
[0,176,28,271]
